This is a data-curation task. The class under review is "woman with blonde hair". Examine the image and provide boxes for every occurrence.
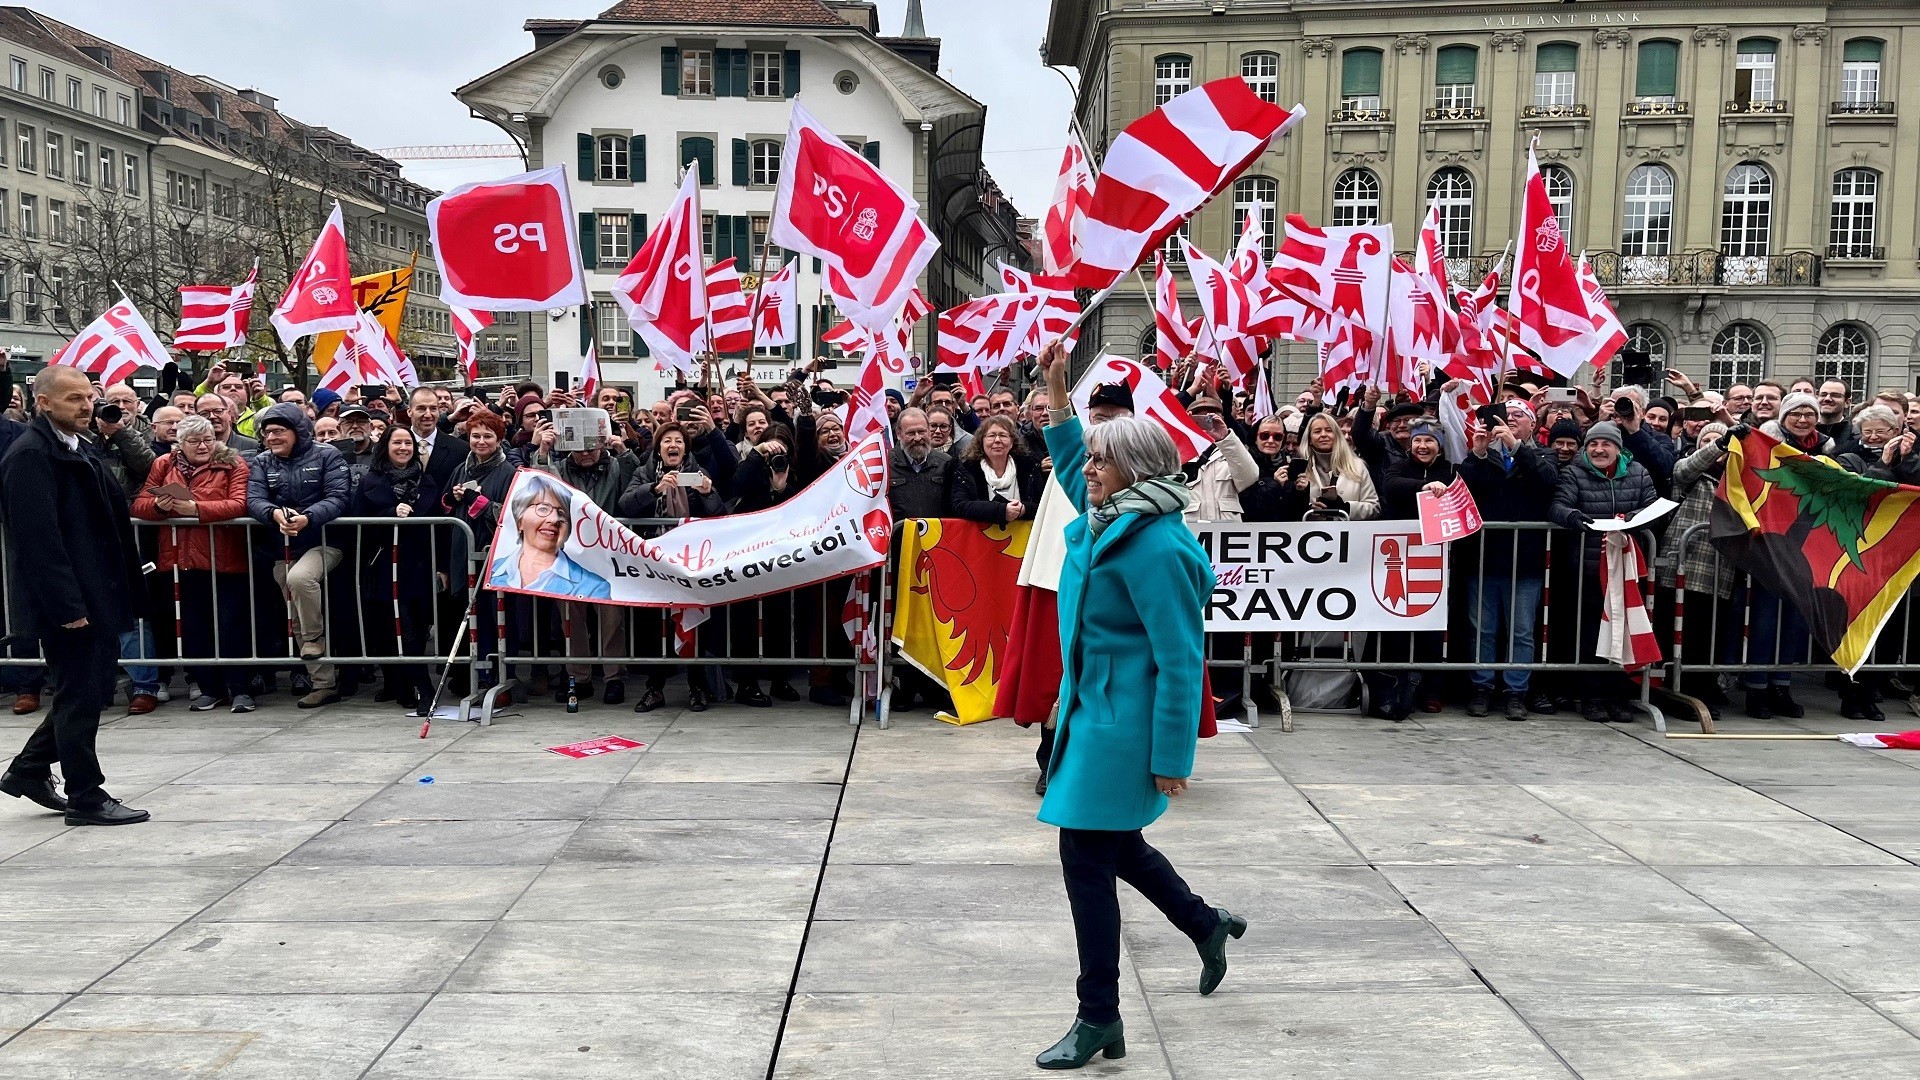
[1284,411,1379,520]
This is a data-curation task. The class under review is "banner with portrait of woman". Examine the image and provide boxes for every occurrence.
[484,434,893,607]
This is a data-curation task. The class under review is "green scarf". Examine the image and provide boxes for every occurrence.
[1581,447,1634,479]
[1089,475,1191,537]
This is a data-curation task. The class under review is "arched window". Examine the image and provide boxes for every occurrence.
[1139,326,1159,367]
[1721,163,1772,283]
[1830,169,1879,259]
[1233,177,1277,260]
[1710,323,1768,391]
[1816,324,1872,398]
[1542,164,1574,237]
[1842,39,1884,107]
[1735,38,1778,105]
[1154,54,1192,106]
[1332,168,1380,227]
[1340,48,1383,114]
[749,139,781,186]
[1434,45,1479,110]
[1535,43,1578,106]
[1635,40,1681,102]
[596,134,629,182]
[1426,167,1473,257]
[1621,164,1675,266]
[1241,52,1279,104]
[1612,323,1668,385]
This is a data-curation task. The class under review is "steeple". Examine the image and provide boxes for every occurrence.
[903,0,927,37]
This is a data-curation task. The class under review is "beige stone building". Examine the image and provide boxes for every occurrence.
[1045,0,1920,397]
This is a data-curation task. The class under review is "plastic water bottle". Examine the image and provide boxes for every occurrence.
[566,676,579,714]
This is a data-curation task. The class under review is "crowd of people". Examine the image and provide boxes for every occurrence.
[1,353,1913,731]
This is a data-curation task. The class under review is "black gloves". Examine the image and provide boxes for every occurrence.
[1564,511,1594,531]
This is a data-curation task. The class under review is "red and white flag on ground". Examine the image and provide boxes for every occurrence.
[614,166,708,373]
[1839,731,1920,750]
[1072,79,1304,295]
[1511,145,1595,377]
[426,166,587,311]
[751,260,799,349]
[1070,354,1213,463]
[693,259,754,355]
[1042,137,1094,277]
[271,203,357,346]
[578,342,601,399]
[1597,532,1661,672]
[174,263,256,351]
[453,306,495,383]
[1153,252,1194,370]
[770,100,938,332]
[51,294,171,386]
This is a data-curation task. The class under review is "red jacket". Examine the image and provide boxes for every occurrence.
[131,453,251,573]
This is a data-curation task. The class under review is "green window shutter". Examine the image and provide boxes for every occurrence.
[812,257,822,274]
[784,50,801,98]
[715,215,734,263]
[1537,43,1577,73]
[1845,39,1883,62]
[629,135,645,182]
[661,46,680,95]
[732,217,751,268]
[578,212,597,271]
[1737,37,1777,56]
[629,214,646,258]
[730,49,750,98]
[784,335,798,360]
[1635,41,1679,97]
[732,138,750,186]
[576,133,595,181]
[1436,46,1477,85]
[713,48,734,97]
[681,137,715,184]
[579,303,593,354]
[862,140,880,167]
[1341,49,1382,96]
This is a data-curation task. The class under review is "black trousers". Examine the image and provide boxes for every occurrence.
[1059,827,1217,1025]
[9,624,117,808]
[179,570,250,699]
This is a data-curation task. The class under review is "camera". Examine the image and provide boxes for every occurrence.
[768,452,790,473]
[92,401,123,424]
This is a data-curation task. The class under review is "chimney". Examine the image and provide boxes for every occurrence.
[820,1,879,33]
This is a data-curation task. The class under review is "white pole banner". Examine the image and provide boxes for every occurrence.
[484,435,892,607]
[1195,521,1450,632]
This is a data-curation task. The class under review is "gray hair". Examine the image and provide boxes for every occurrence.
[175,415,216,443]
[1855,403,1901,430]
[1084,416,1182,487]
[509,472,574,545]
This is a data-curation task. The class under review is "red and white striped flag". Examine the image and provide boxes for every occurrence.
[1839,731,1920,750]
[316,310,410,395]
[453,306,495,383]
[174,263,256,351]
[1072,79,1304,294]
[694,258,754,355]
[751,260,798,349]
[999,264,1081,356]
[270,203,357,345]
[824,282,929,375]
[1182,240,1265,390]
[1511,144,1595,377]
[1042,138,1094,277]
[1597,531,1661,671]
[1578,253,1628,367]
[1070,354,1212,462]
[935,293,1046,377]
[615,166,708,373]
[845,344,892,446]
[578,342,600,399]
[1153,253,1194,370]
[51,295,171,386]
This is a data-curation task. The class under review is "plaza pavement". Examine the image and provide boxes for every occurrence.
[3,689,1920,1078]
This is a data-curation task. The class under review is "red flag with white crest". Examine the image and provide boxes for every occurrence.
[614,166,708,373]
[1042,138,1093,276]
[1070,354,1213,463]
[751,260,798,349]
[578,342,601,398]
[1511,144,1594,377]
[770,100,937,331]
[426,166,588,311]
[271,203,357,345]
[845,344,892,446]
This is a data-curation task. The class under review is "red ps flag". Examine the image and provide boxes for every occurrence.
[427,166,588,311]
[271,202,357,346]
[1511,144,1594,377]
[769,101,938,331]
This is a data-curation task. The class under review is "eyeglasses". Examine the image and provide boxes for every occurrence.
[1255,432,1284,441]
[180,436,216,446]
[522,502,564,520]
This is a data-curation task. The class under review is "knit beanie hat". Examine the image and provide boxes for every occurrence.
[1780,391,1819,417]
[1548,418,1585,443]
[1584,420,1625,449]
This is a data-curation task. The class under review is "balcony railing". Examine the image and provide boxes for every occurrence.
[1831,100,1896,115]
[1424,105,1487,121]
[1625,99,1690,116]
[1588,250,1822,288]
[1827,244,1885,261]
[1520,103,1590,119]
[1725,99,1790,115]
[1334,108,1391,123]
[1390,253,1501,285]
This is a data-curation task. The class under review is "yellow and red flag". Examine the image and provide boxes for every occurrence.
[892,518,1032,725]
[1713,428,1920,673]
[311,266,412,373]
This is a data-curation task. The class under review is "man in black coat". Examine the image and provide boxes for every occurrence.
[0,366,150,825]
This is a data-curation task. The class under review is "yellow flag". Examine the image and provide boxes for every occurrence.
[891,518,1033,725]
[311,266,412,373]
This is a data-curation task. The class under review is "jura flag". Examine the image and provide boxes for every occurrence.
[614,166,708,373]
[453,306,495,383]
[769,100,937,331]
[174,263,256,351]
[51,295,171,386]
[1042,138,1093,276]
[752,260,799,349]
[1153,252,1194,370]
[1070,354,1213,464]
[693,259,754,355]
[271,203,357,345]
[1511,145,1594,377]
[344,308,413,387]
[426,166,587,311]
[578,342,600,399]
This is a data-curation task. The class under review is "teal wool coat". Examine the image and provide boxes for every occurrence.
[1037,418,1215,832]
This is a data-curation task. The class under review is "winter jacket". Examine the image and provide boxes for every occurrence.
[949,454,1045,524]
[888,446,955,521]
[732,447,799,514]
[1380,455,1458,521]
[245,403,351,555]
[1623,424,1677,497]
[1276,456,1381,522]
[616,457,729,522]
[1458,440,1559,576]
[1549,454,1661,569]
[130,451,251,574]
[0,416,144,635]
[1183,433,1260,523]
[86,425,157,498]
[349,468,447,600]
[443,451,517,551]
[1657,439,1735,599]
[531,446,634,509]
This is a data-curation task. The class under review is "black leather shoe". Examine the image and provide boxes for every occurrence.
[1197,906,1248,995]
[1036,1018,1124,1070]
[64,798,149,827]
[688,687,710,713]
[602,678,626,706]
[736,685,771,708]
[636,688,666,713]
[0,771,66,812]
[769,680,801,702]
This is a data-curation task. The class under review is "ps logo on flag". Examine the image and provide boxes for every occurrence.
[1372,534,1445,618]
[311,286,339,305]
[492,222,549,254]
[811,175,849,219]
[852,207,879,243]
[1536,215,1563,254]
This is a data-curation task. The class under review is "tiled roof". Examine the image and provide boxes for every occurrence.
[597,0,849,27]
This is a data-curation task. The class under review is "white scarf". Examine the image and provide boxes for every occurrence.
[982,457,1019,503]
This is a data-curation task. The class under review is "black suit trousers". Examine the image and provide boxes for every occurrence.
[9,624,118,807]
[1059,827,1217,1025]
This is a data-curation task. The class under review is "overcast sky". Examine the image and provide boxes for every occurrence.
[36,0,1075,217]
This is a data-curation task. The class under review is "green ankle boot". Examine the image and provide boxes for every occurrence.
[1036,1018,1125,1070]
[1197,906,1248,995]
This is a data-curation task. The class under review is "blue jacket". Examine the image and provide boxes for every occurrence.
[1038,417,1213,832]
[246,403,350,555]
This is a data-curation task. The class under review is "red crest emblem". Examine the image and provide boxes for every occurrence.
[1372,533,1446,617]
[844,439,888,498]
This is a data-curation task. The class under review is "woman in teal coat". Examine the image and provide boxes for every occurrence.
[1031,343,1248,1070]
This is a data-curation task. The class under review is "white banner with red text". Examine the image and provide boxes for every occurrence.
[483,435,892,608]
[1195,521,1450,632]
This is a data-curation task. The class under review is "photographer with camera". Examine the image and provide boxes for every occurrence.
[85,386,157,499]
